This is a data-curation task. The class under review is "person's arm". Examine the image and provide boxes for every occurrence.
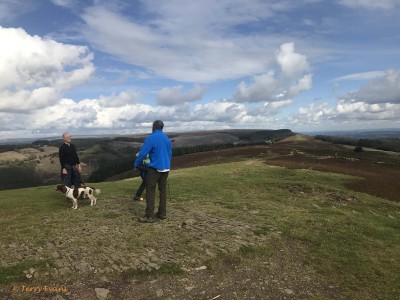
[59,146,68,174]
[134,137,153,168]
[73,145,82,172]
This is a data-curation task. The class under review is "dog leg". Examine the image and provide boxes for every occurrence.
[90,196,97,206]
[72,198,78,209]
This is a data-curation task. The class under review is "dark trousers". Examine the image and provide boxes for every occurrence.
[135,169,147,197]
[61,164,81,188]
[145,168,169,217]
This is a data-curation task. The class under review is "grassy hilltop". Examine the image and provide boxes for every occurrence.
[0,140,399,299]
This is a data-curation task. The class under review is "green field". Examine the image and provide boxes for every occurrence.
[0,160,399,299]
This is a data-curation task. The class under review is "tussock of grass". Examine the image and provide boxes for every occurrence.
[0,260,50,285]
[121,262,184,279]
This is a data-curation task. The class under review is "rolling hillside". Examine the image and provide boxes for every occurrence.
[0,140,399,299]
[0,129,294,190]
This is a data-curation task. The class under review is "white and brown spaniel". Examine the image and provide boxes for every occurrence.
[55,184,101,209]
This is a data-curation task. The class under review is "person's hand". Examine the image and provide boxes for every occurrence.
[77,164,82,173]
[62,168,68,175]
[133,167,138,172]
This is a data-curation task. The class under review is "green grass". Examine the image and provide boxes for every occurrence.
[169,160,400,299]
[0,160,399,299]
[121,262,184,280]
[0,260,50,285]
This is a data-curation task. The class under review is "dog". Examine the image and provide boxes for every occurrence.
[55,184,101,209]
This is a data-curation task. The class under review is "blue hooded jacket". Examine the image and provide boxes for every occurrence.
[134,130,172,171]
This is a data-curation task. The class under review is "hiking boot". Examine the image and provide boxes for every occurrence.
[156,213,167,220]
[138,216,155,223]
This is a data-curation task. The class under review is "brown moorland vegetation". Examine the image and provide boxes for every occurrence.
[165,135,400,202]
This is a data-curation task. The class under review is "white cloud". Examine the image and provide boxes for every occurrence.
[0,27,94,112]
[190,101,247,122]
[289,100,400,131]
[276,43,310,78]
[50,0,77,8]
[336,100,400,118]
[302,19,315,26]
[248,99,294,117]
[288,74,313,97]
[143,0,292,34]
[296,103,336,123]
[340,69,400,104]
[0,94,287,139]
[156,85,206,106]
[333,71,386,81]
[79,3,314,83]
[1,0,399,139]
[338,0,398,10]
[234,43,312,103]
[234,71,279,103]
[98,90,141,107]
[0,0,36,22]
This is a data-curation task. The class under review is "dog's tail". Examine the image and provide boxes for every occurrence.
[94,188,101,195]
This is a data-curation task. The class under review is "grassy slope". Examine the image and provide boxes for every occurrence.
[0,160,399,299]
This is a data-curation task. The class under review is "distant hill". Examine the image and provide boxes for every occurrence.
[304,128,400,138]
[314,134,400,153]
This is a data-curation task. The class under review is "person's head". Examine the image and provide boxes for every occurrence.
[152,120,164,132]
[63,132,72,144]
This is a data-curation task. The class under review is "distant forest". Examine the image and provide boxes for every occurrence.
[314,135,400,152]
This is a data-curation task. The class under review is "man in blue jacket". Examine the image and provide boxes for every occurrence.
[134,120,172,223]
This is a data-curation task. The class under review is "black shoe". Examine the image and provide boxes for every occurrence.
[156,213,167,220]
[138,216,155,223]
[134,196,143,201]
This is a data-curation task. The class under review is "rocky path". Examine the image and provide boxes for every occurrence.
[0,191,340,299]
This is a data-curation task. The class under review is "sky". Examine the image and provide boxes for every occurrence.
[0,0,399,140]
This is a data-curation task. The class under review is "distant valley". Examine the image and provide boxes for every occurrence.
[0,129,293,190]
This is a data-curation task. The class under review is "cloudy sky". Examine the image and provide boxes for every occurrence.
[1,0,399,139]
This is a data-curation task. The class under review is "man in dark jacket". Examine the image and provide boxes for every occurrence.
[59,132,82,188]
[134,120,172,223]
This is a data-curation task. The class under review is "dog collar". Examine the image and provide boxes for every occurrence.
[64,186,71,195]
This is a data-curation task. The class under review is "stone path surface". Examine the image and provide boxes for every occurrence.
[0,193,339,299]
